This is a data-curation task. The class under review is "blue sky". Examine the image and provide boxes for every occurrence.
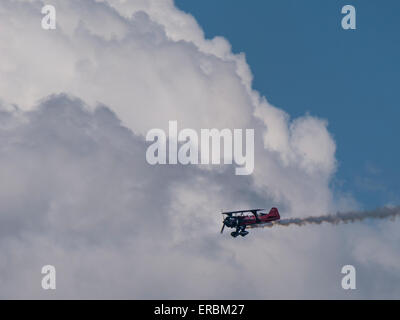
[176,0,400,209]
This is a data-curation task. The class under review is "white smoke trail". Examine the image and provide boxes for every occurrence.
[254,206,400,228]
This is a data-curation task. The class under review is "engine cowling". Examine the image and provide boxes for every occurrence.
[224,216,238,228]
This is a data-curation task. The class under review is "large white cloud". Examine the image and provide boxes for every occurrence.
[0,0,398,299]
[0,0,337,216]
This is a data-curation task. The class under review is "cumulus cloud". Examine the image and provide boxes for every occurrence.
[0,0,398,299]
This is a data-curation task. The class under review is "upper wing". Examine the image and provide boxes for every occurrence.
[221,209,265,215]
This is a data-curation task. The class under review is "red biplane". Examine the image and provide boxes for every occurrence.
[220,208,280,237]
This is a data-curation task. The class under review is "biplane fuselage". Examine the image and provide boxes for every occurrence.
[220,208,280,237]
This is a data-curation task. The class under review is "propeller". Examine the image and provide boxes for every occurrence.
[220,220,226,234]
[220,209,225,234]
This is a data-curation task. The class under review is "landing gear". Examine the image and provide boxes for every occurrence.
[231,226,248,238]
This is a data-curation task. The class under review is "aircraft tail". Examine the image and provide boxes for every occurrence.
[268,207,280,219]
